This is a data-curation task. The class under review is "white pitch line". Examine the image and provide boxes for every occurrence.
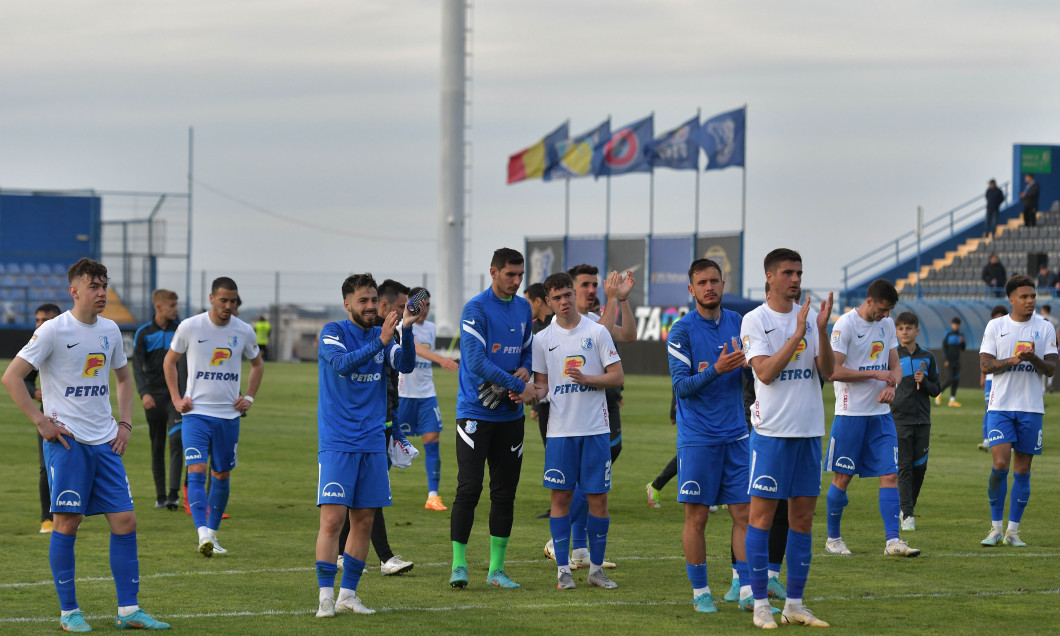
[3,551,1058,589]
[3,588,1059,624]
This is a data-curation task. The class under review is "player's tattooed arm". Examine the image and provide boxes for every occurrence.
[979,352,1014,375]
[1032,352,1057,377]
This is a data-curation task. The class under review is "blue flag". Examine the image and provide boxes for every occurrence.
[695,107,745,171]
[545,120,610,181]
[594,115,653,177]
[650,116,699,171]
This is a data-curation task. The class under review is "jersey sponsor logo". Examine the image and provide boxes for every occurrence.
[776,367,813,382]
[830,330,841,344]
[82,353,106,377]
[790,338,807,362]
[55,489,83,507]
[64,384,110,398]
[553,383,599,395]
[580,338,593,351]
[986,429,1005,444]
[751,475,779,493]
[465,420,477,434]
[185,447,204,461]
[869,341,884,360]
[1036,429,1043,450]
[321,482,346,498]
[544,468,566,485]
[415,360,431,370]
[833,456,856,471]
[491,343,521,354]
[1014,341,1033,356]
[344,372,381,382]
[563,355,586,377]
[698,361,710,372]
[679,480,701,496]
[492,343,502,353]
[195,371,241,381]
[210,348,232,366]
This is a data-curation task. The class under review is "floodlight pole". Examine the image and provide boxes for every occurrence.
[437,0,466,337]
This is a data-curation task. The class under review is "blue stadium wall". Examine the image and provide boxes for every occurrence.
[0,191,102,264]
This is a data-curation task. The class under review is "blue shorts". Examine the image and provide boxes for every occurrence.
[44,438,134,516]
[677,437,751,506]
[182,413,240,472]
[986,411,1043,455]
[317,451,392,508]
[825,414,898,477]
[542,433,611,494]
[395,397,443,436]
[748,433,822,499]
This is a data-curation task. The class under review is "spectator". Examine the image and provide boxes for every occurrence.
[982,253,1006,297]
[1036,263,1058,293]
[254,314,271,361]
[1019,174,1039,227]
[1041,305,1059,394]
[984,179,1005,237]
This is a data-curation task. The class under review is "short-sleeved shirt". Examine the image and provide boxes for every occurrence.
[170,312,259,419]
[740,303,824,437]
[398,320,437,399]
[17,312,127,445]
[981,314,1058,414]
[830,310,897,416]
[531,317,620,438]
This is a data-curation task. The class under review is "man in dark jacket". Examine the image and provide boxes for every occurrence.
[1020,174,1040,227]
[939,317,966,406]
[984,179,1005,236]
[892,312,941,530]
[982,253,1006,298]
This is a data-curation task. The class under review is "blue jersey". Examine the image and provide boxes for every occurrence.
[317,319,416,452]
[667,307,746,447]
[456,287,534,421]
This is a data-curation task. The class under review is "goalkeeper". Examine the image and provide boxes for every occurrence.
[449,248,537,590]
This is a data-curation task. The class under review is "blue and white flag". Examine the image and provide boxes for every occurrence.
[594,114,653,177]
[695,107,745,171]
[650,115,699,171]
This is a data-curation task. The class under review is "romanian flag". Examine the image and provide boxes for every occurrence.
[507,122,568,184]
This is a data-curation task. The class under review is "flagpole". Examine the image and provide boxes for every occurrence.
[564,177,571,236]
[739,103,747,296]
[694,106,701,239]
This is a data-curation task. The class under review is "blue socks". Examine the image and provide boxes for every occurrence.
[50,530,78,611]
[549,515,572,567]
[879,486,900,541]
[110,532,139,607]
[826,484,847,539]
[686,562,707,590]
[315,560,338,589]
[736,559,750,587]
[745,525,770,600]
[1009,472,1030,524]
[570,487,588,551]
[187,471,208,528]
[786,529,811,600]
[340,553,365,593]
[424,441,441,493]
[207,476,231,531]
[988,468,1009,522]
[586,514,609,567]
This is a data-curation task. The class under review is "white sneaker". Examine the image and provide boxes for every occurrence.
[884,538,921,557]
[825,537,852,555]
[977,439,989,452]
[570,547,616,569]
[753,604,779,629]
[335,594,375,614]
[380,555,414,576]
[900,512,916,531]
[336,555,344,570]
[197,528,214,558]
[781,605,830,627]
[208,530,228,555]
[544,538,556,561]
[315,597,335,618]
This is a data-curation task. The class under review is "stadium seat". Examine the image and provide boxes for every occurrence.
[5,263,21,274]
[20,263,36,274]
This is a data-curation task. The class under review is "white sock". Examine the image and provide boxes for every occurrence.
[740,584,752,599]
[558,565,571,577]
[1007,521,1020,534]
[731,567,739,579]
[337,587,356,602]
[784,597,803,613]
[754,598,771,610]
[949,396,956,402]
[693,586,710,598]
[61,608,80,618]
[767,569,779,579]
[572,547,589,559]
[197,526,210,541]
[428,491,439,498]
[886,537,901,545]
[589,563,603,576]
[319,587,335,602]
[117,605,139,617]
[992,520,1003,532]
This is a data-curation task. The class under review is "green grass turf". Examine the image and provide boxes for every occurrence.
[1,360,1058,634]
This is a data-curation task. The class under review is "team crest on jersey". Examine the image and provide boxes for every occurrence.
[790,338,807,362]
[82,353,106,377]
[580,338,592,351]
[1014,341,1033,355]
[869,341,884,360]
[563,355,586,377]
[374,350,384,364]
[227,336,238,348]
[830,330,840,344]
[698,361,710,372]
[210,348,232,366]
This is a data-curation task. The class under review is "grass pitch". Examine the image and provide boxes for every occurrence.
[1,360,1058,634]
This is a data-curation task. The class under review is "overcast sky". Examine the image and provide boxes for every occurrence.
[2,0,1058,305]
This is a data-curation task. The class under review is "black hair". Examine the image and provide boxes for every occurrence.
[866,278,899,305]
[567,263,599,279]
[36,303,61,316]
[688,258,722,282]
[341,273,377,297]
[1006,274,1035,297]
[525,283,547,302]
[68,258,108,284]
[542,272,574,294]
[377,279,409,303]
[491,248,524,270]
[763,248,801,273]
[894,311,919,328]
[211,276,238,293]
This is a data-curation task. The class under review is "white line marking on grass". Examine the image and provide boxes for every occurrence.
[4,589,1060,623]
[3,551,1057,589]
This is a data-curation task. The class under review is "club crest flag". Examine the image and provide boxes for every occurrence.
[507,122,568,184]
[593,114,654,177]
[650,115,699,171]
[694,106,745,171]
[545,120,610,181]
